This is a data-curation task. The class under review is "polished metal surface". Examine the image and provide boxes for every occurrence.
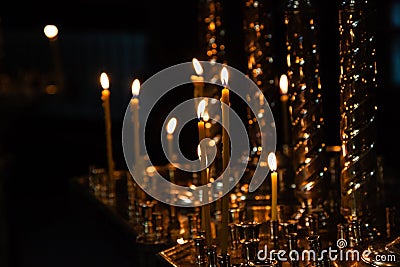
[338,0,378,221]
[284,0,328,221]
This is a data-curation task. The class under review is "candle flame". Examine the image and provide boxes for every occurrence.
[267,152,277,171]
[44,25,58,39]
[279,74,288,95]
[197,144,201,159]
[197,99,206,119]
[192,58,203,76]
[221,67,229,86]
[100,72,109,90]
[166,117,177,134]
[203,111,210,122]
[131,79,141,97]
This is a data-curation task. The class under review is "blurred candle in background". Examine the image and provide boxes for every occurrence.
[279,74,291,153]
[100,72,114,189]
[44,24,64,94]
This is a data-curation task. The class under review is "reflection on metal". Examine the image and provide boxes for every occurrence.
[339,0,378,221]
[284,0,328,221]
[243,0,278,152]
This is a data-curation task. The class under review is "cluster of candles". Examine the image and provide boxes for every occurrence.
[98,59,285,256]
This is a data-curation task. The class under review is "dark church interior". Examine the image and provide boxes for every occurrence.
[1,0,400,267]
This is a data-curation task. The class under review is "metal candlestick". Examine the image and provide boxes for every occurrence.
[136,201,157,243]
[284,0,329,224]
[194,236,208,265]
[338,0,379,224]
[236,221,261,265]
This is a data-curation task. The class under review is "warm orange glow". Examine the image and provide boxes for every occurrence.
[197,99,206,119]
[177,238,185,245]
[166,117,177,134]
[100,72,109,90]
[208,21,216,31]
[192,58,204,76]
[267,152,277,171]
[287,54,291,68]
[279,74,288,95]
[44,25,58,39]
[45,85,58,95]
[131,79,141,97]
[221,67,229,86]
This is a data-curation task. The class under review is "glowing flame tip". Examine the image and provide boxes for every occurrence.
[192,58,204,76]
[221,67,229,86]
[131,79,141,97]
[267,152,277,171]
[197,145,201,158]
[279,74,288,95]
[197,99,206,119]
[44,25,58,39]
[166,117,177,134]
[100,72,109,90]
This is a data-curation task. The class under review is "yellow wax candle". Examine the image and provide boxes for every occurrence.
[220,67,230,255]
[279,74,291,148]
[191,58,204,108]
[268,152,278,221]
[166,117,177,163]
[100,72,114,183]
[131,79,141,174]
[197,100,212,246]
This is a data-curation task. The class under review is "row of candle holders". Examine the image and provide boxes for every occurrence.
[86,162,399,267]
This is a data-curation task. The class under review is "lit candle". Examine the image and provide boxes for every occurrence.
[191,58,204,108]
[100,72,115,184]
[197,100,207,162]
[130,79,141,171]
[279,74,291,150]
[220,67,230,256]
[44,25,64,93]
[268,152,278,221]
[197,100,212,246]
[167,117,178,216]
[166,117,178,163]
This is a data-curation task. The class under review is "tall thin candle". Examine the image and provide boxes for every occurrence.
[167,117,177,217]
[191,58,204,108]
[279,74,291,151]
[166,117,177,164]
[197,100,212,247]
[268,152,278,221]
[220,67,230,256]
[100,72,115,185]
[131,79,141,173]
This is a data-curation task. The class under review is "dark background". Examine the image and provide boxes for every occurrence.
[0,0,399,267]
